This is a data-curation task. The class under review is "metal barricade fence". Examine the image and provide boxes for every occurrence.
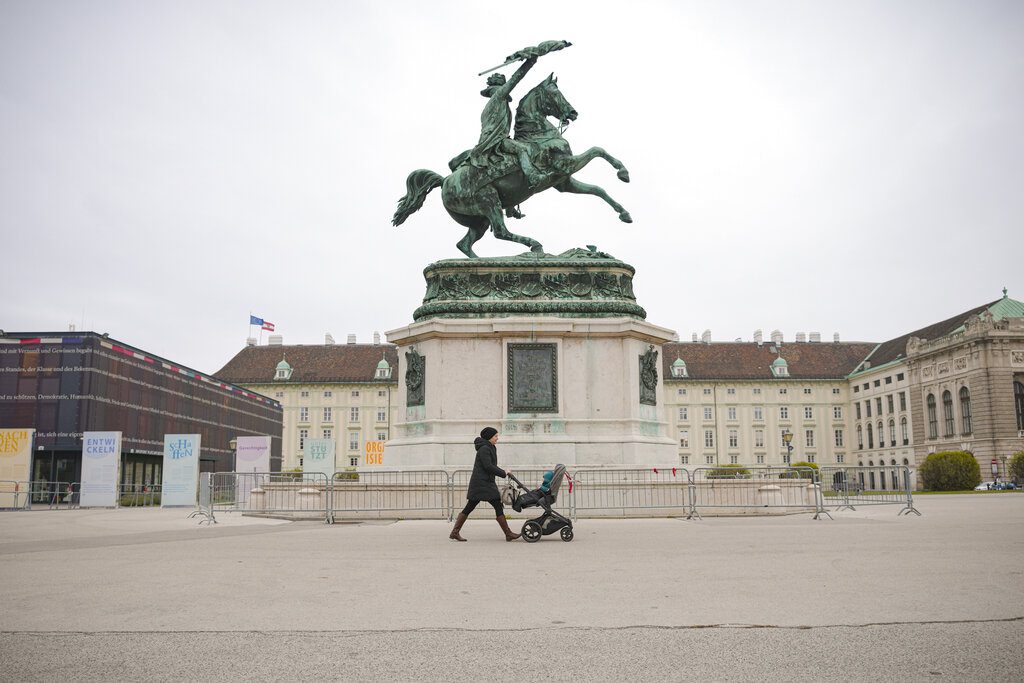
[689,467,826,519]
[819,465,919,516]
[208,472,332,523]
[27,481,80,509]
[117,483,162,507]
[0,481,31,510]
[329,469,451,522]
[450,468,572,520]
[570,468,687,518]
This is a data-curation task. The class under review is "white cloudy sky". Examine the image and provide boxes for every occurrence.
[2,0,1022,373]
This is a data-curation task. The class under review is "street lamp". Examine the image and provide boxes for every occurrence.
[229,437,238,473]
[782,429,794,465]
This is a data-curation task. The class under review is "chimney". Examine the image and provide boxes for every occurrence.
[246,337,257,347]
[796,332,806,343]
[373,332,381,345]
[691,333,699,342]
[268,335,283,346]
[809,332,821,343]
[770,330,783,345]
[701,329,711,344]
[833,332,841,343]
[325,333,335,345]
[753,329,763,345]
[347,334,356,344]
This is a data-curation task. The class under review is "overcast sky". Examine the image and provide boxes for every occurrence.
[2,0,1022,374]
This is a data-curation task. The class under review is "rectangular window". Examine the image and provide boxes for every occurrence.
[756,454,765,464]
[755,429,765,448]
[299,428,308,451]
[854,385,860,393]
[679,430,689,448]
[876,397,883,415]
[807,454,816,463]
[678,407,688,421]
[833,406,842,420]
[728,429,738,448]
[680,455,689,464]
[855,403,862,419]
[866,401,871,418]
[703,388,712,396]
[323,428,332,440]
[863,383,869,390]
[884,376,892,385]
[899,392,906,411]
[324,391,332,397]
[275,392,284,398]
[834,429,844,447]
[351,390,360,398]
[779,388,787,395]
[300,391,309,398]
[896,373,905,381]
[803,388,812,395]
[783,452,791,464]
[804,406,813,420]
[350,456,359,467]
[873,380,880,388]
[378,390,387,397]
[703,407,713,421]
[323,407,332,423]
[349,432,360,451]
[805,429,815,447]
[832,388,841,395]
[376,407,387,423]
[705,455,715,465]
[753,406,763,421]
[730,455,738,464]
[678,388,687,396]
[780,406,789,420]
[887,395,894,414]
[836,453,844,464]
[727,388,736,395]
[350,407,359,422]
[704,430,714,448]
[376,431,387,441]
[299,407,309,422]
[727,407,737,421]
[753,388,761,395]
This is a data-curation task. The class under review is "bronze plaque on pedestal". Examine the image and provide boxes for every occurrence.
[507,343,557,413]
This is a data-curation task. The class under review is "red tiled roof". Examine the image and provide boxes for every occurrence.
[661,341,877,380]
[214,344,399,384]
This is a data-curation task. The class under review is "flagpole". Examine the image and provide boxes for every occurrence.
[248,310,253,344]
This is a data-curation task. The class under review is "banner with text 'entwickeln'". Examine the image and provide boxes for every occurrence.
[161,434,201,507]
[80,431,121,507]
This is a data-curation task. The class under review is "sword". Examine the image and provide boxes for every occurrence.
[477,40,572,76]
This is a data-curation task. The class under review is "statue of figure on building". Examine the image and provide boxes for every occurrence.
[392,40,633,258]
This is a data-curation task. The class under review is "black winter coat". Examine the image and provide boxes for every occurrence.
[467,437,506,501]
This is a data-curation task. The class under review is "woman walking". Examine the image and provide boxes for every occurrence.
[449,427,521,542]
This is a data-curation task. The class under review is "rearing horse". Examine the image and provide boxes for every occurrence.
[392,75,631,258]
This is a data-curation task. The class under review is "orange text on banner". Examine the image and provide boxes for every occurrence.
[364,440,385,465]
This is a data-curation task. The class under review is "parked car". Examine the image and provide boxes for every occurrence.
[975,481,996,490]
[975,481,1019,491]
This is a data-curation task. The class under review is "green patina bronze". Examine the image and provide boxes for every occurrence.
[392,40,632,258]
[412,246,646,321]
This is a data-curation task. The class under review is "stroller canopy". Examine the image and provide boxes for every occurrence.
[547,464,567,502]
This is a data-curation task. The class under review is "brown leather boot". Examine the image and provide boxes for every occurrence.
[497,515,521,542]
[449,513,468,541]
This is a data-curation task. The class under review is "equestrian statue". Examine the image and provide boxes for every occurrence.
[391,40,632,258]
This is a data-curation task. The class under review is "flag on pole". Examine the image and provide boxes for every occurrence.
[262,321,275,332]
[250,315,264,326]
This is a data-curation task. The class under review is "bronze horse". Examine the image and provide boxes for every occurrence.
[392,75,631,258]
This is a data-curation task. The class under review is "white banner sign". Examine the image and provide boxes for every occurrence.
[0,428,34,508]
[80,431,121,507]
[161,434,201,507]
[235,436,271,473]
[304,438,335,478]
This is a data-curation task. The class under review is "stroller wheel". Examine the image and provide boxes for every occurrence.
[559,526,574,542]
[522,521,542,543]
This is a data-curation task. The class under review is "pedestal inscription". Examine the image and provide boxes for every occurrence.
[507,343,557,413]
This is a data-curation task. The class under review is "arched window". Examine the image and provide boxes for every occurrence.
[902,458,909,465]
[888,419,896,445]
[857,425,863,449]
[867,423,874,449]
[878,421,885,448]
[959,387,972,435]
[927,394,937,439]
[901,417,909,445]
[942,390,954,437]
[1015,381,1024,431]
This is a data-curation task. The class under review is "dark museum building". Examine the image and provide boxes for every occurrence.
[0,331,283,488]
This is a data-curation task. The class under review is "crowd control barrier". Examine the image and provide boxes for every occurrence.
[570,467,688,518]
[0,481,30,509]
[201,472,333,524]
[688,466,827,519]
[330,469,450,522]
[819,465,919,516]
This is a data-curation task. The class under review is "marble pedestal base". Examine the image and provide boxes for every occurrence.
[383,316,679,468]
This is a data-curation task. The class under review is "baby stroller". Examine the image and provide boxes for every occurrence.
[507,464,574,542]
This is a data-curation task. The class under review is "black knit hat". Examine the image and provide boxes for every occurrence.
[480,427,498,440]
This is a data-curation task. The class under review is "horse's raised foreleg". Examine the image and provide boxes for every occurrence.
[560,147,630,183]
[554,178,632,223]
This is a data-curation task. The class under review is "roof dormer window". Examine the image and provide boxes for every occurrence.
[671,357,688,378]
[274,358,293,381]
[375,357,392,379]
[771,356,789,378]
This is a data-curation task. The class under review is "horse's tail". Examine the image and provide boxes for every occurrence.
[392,169,443,226]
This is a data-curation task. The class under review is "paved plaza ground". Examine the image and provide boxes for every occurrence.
[0,494,1021,681]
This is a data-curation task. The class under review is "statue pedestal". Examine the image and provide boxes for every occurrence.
[382,251,679,468]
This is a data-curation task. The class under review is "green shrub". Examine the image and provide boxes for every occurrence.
[790,461,819,480]
[333,471,360,481]
[919,451,981,491]
[706,464,751,478]
[1009,451,1024,483]
[119,493,161,507]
